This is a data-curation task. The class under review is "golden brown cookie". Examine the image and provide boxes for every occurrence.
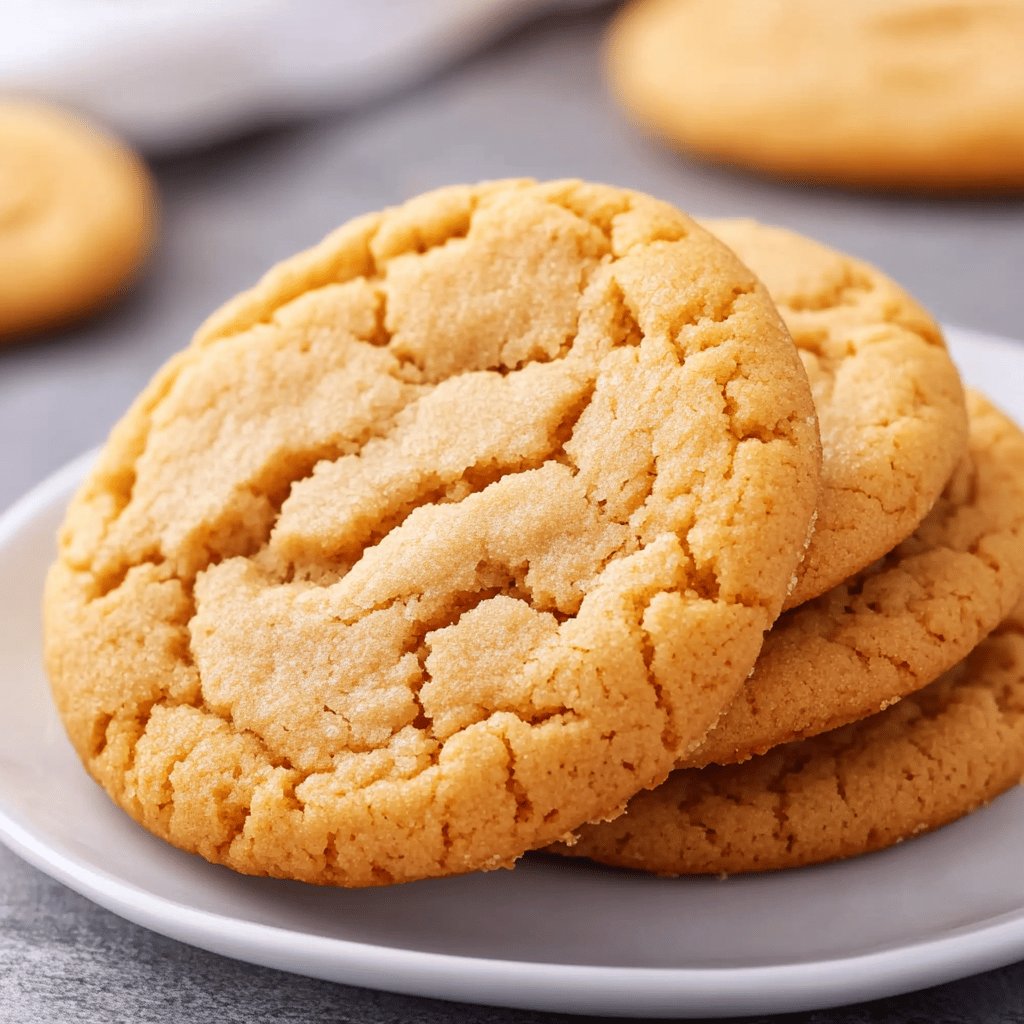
[608,0,1024,192]
[44,179,821,887]
[556,598,1024,875]
[704,220,967,607]
[690,391,1024,769]
[0,101,156,340]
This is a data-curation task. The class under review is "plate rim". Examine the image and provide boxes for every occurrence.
[2,324,1023,1018]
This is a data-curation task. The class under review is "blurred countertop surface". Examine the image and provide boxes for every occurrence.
[2,9,1023,1023]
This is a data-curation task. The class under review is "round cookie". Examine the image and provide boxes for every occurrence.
[704,219,967,607]
[689,391,1024,769]
[44,179,821,887]
[0,101,156,341]
[556,600,1024,875]
[608,0,1024,192]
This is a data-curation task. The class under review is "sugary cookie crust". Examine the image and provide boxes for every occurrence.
[690,391,1024,768]
[0,101,155,339]
[44,180,820,886]
[704,220,967,608]
[556,599,1024,875]
[609,0,1024,192]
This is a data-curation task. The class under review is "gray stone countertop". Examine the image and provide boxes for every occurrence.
[1,8,1023,1022]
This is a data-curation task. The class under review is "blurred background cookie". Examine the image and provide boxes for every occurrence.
[608,0,1024,192]
[0,101,156,342]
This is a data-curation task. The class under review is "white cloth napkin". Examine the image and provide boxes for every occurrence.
[0,0,608,153]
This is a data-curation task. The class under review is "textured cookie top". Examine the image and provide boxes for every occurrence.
[609,0,1024,191]
[690,391,1024,768]
[704,220,967,607]
[45,180,820,886]
[0,101,155,339]
[558,599,1024,875]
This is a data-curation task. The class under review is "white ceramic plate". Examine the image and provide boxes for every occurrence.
[2,325,1023,1019]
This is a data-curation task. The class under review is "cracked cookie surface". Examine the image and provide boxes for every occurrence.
[43,179,820,886]
[0,101,155,340]
[609,0,1024,191]
[688,391,1024,768]
[704,220,967,608]
[555,597,1024,875]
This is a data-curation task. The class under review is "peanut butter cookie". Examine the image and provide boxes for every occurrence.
[705,220,967,607]
[691,391,1024,768]
[44,180,820,886]
[0,101,156,340]
[557,599,1024,875]
[609,0,1024,192]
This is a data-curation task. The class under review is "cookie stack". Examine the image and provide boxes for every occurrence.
[43,180,1024,886]
[554,224,1024,874]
